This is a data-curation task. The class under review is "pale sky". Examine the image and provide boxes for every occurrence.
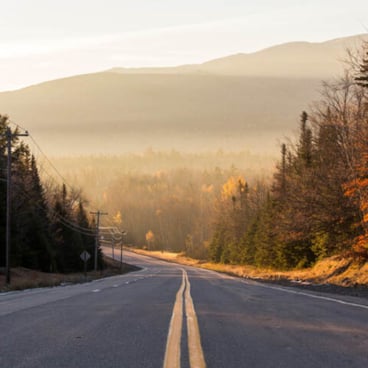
[1,0,368,91]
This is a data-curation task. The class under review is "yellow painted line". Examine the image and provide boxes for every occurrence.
[163,270,185,368]
[163,269,207,368]
[185,271,207,368]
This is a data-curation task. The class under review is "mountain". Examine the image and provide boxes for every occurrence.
[110,34,367,78]
[0,34,366,156]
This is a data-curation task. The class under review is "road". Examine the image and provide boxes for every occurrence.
[1,249,368,368]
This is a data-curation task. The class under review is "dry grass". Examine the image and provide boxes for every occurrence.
[4,249,366,292]
[132,249,368,287]
[0,268,88,292]
[0,256,138,292]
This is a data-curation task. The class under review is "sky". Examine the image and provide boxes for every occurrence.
[1,0,368,91]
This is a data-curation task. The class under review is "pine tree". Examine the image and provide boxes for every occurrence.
[0,115,8,267]
[355,49,368,88]
[311,117,358,257]
[52,184,82,272]
[0,115,59,271]
[269,113,318,268]
[298,111,313,167]
[10,142,55,270]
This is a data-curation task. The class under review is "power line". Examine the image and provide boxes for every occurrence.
[4,119,120,267]
[11,179,96,237]
[8,119,28,133]
[8,118,81,193]
[99,226,124,241]
[28,135,71,189]
[4,120,100,237]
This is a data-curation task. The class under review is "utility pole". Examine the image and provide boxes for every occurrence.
[90,210,108,271]
[120,231,127,273]
[5,127,29,285]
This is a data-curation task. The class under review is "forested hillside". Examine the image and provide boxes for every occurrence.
[0,115,102,274]
[209,44,368,268]
[48,150,273,259]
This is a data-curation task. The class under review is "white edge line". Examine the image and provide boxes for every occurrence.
[243,281,368,310]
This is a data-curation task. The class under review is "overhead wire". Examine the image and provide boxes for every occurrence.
[8,118,73,191]
[99,226,124,241]
[5,119,109,237]
[8,119,91,199]
[7,119,128,239]
[11,179,96,237]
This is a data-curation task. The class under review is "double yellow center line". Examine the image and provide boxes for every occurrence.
[163,269,207,368]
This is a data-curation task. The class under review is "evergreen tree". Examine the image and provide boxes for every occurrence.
[311,117,358,257]
[52,185,80,272]
[0,115,8,267]
[51,184,100,272]
[76,200,98,271]
[11,143,54,270]
[298,111,313,167]
[355,48,368,88]
[252,196,277,268]
[0,115,58,271]
[270,116,317,268]
[0,113,102,273]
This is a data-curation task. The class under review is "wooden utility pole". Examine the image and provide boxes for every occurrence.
[5,127,28,285]
[120,230,127,273]
[90,210,108,271]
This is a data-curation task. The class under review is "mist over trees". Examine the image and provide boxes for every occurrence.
[53,151,273,260]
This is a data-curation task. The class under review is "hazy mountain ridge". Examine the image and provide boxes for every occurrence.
[0,34,366,156]
[110,34,368,78]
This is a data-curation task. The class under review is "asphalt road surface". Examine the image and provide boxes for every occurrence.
[1,248,368,368]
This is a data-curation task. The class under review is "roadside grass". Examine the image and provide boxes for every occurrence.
[0,256,139,292]
[131,248,368,288]
[3,248,367,293]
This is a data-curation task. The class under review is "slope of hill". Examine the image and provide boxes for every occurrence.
[0,73,319,155]
[0,34,366,156]
[110,34,368,78]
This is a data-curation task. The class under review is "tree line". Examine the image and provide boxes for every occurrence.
[0,116,102,274]
[209,43,368,268]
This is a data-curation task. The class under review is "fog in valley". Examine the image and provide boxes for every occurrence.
[39,150,274,256]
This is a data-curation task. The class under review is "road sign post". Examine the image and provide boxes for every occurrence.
[80,251,91,279]
[90,211,108,271]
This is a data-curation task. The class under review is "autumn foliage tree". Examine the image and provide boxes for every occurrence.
[342,42,368,255]
[209,175,269,264]
[209,42,368,268]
